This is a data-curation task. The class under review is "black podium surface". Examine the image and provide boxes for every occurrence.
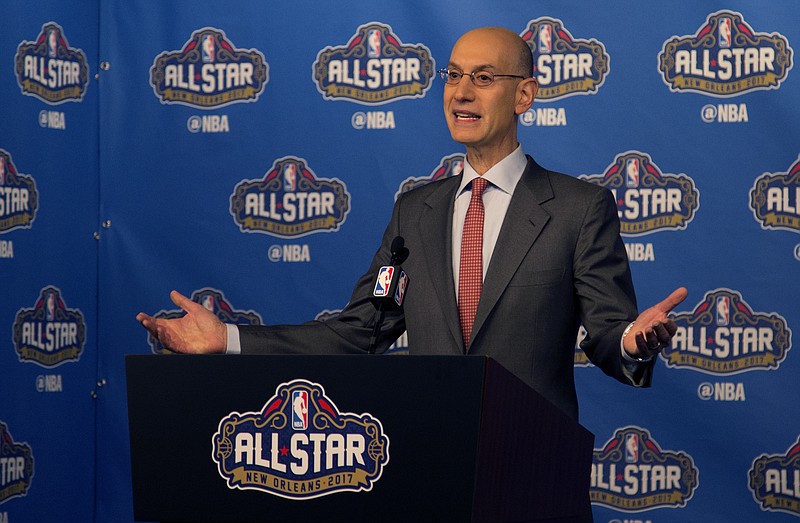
[126,354,594,522]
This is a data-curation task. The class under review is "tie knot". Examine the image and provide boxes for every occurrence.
[470,177,489,198]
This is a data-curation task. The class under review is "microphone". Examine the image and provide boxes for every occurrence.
[368,236,411,354]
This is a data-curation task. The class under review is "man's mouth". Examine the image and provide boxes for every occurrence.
[453,111,480,121]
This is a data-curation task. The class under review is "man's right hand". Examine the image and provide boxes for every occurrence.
[136,290,227,354]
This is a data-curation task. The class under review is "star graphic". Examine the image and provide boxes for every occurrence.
[280,445,289,457]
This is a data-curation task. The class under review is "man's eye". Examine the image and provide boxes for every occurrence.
[475,73,493,83]
[448,71,462,80]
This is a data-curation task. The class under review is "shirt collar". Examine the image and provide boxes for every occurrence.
[456,145,527,198]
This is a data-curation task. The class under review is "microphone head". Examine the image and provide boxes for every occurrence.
[395,247,409,265]
[390,236,407,264]
[390,236,405,254]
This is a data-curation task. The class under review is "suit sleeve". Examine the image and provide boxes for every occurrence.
[573,187,655,387]
[238,197,408,355]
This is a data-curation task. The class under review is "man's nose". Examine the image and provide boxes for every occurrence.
[451,76,476,100]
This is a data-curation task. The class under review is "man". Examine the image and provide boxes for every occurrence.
[137,27,686,420]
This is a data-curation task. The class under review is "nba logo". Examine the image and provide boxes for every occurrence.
[283,163,297,192]
[373,266,394,297]
[292,390,308,430]
[394,271,408,306]
[452,160,464,176]
[202,34,215,63]
[46,292,56,321]
[719,17,732,49]
[538,24,552,54]
[48,29,58,58]
[201,295,215,311]
[625,433,639,463]
[716,296,730,326]
[368,29,381,58]
[626,158,640,188]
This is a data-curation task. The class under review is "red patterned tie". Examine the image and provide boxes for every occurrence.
[458,177,489,350]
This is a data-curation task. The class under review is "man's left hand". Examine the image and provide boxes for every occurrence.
[623,287,688,360]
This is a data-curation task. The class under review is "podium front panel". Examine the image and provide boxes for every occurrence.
[127,354,487,522]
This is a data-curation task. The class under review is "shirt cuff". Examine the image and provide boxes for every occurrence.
[225,324,241,354]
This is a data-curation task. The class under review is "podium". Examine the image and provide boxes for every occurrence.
[126,354,594,522]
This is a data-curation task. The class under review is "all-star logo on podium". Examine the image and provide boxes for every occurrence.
[212,379,390,499]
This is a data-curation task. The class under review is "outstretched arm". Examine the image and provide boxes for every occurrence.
[623,287,688,360]
[136,290,227,354]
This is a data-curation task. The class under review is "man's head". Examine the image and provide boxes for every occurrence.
[443,27,537,170]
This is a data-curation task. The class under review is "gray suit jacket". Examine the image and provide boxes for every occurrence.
[240,157,653,420]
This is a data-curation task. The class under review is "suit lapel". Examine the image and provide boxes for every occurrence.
[418,177,464,351]
[469,158,554,348]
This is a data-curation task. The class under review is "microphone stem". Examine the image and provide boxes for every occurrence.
[367,304,386,355]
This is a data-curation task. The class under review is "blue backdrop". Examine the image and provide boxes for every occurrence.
[1,1,798,522]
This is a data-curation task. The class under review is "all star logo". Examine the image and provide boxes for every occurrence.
[230,156,350,238]
[146,288,261,354]
[312,22,435,105]
[750,154,800,233]
[591,426,699,511]
[12,286,85,368]
[0,149,39,234]
[659,10,793,97]
[664,288,792,375]
[0,421,35,505]
[150,27,268,108]
[520,17,610,101]
[212,379,390,499]
[14,22,89,104]
[395,153,464,200]
[749,437,800,516]
[580,151,699,236]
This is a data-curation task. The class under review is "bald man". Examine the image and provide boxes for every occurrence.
[138,27,686,420]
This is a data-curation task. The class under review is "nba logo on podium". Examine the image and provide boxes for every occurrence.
[292,390,308,430]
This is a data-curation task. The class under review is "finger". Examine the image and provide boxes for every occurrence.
[655,287,688,313]
[635,331,652,357]
[664,318,678,337]
[137,315,162,339]
[170,290,199,314]
[652,323,671,345]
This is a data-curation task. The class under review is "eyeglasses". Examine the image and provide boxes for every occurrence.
[438,68,527,88]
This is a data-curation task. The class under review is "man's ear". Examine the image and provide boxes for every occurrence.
[515,77,538,115]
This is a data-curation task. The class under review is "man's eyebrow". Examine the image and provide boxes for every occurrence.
[447,62,497,70]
